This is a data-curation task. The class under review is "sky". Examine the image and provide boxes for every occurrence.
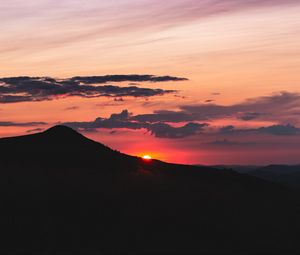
[1,0,300,165]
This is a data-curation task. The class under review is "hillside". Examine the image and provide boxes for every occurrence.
[0,126,299,254]
[247,165,300,189]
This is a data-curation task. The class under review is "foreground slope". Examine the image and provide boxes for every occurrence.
[0,126,299,254]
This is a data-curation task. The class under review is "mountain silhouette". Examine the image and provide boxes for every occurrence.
[1,125,129,168]
[247,165,300,189]
[0,126,299,254]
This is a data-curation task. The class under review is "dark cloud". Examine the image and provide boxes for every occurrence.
[114,98,124,102]
[134,92,300,124]
[26,128,45,133]
[109,110,131,121]
[63,109,207,139]
[180,92,300,123]
[0,75,182,103]
[8,106,300,141]
[220,125,236,134]
[237,112,265,121]
[219,124,300,136]
[0,95,45,103]
[206,139,256,147]
[257,124,300,136]
[147,122,207,139]
[64,110,143,131]
[65,106,80,111]
[0,121,46,127]
[133,110,194,123]
[61,91,300,139]
[70,75,188,84]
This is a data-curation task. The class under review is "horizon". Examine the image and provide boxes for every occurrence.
[1,0,300,165]
[2,124,300,167]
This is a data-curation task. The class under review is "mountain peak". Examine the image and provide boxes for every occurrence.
[38,125,90,144]
[1,124,122,168]
[43,125,78,135]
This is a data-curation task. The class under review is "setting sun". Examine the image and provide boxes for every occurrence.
[142,155,152,160]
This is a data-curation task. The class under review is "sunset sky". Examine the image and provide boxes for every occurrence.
[1,0,300,165]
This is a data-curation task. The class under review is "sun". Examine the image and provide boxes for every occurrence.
[142,155,152,160]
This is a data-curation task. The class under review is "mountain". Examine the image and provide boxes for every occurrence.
[0,126,299,254]
[247,165,300,189]
[210,165,261,173]
[1,125,130,168]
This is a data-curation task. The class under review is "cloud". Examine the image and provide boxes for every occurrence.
[64,110,143,131]
[63,109,207,138]
[180,92,300,122]
[70,75,188,84]
[61,92,300,139]
[109,109,132,121]
[133,110,194,123]
[219,125,236,133]
[65,106,80,111]
[114,98,124,102]
[236,112,265,121]
[0,121,46,127]
[134,92,300,124]
[206,139,256,147]
[7,105,300,142]
[257,124,300,136]
[147,122,207,138]
[63,112,300,139]
[0,75,183,103]
[26,128,45,133]
[2,0,297,55]
[219,124,300,136]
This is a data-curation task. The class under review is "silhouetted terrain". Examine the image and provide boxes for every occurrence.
[214,165,300,190]
[0,126,299,254]
[211,165,260,174]
[246,165,300,190]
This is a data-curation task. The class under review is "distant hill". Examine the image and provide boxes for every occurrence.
[246,165,300,189]
[211,165,261,173]
[0,126,299,254]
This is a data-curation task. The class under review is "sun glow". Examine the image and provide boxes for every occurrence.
[142,155,152,160]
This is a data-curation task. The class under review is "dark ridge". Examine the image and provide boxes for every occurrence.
[0,127,299,254]
[42,125,78,135]
[35,125,89,143]
[39,125,96,143]
[0,125,87,143]
[246,164,300,189]
[0,125,128,170]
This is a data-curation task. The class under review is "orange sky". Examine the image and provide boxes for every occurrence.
[1,0,300,165]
